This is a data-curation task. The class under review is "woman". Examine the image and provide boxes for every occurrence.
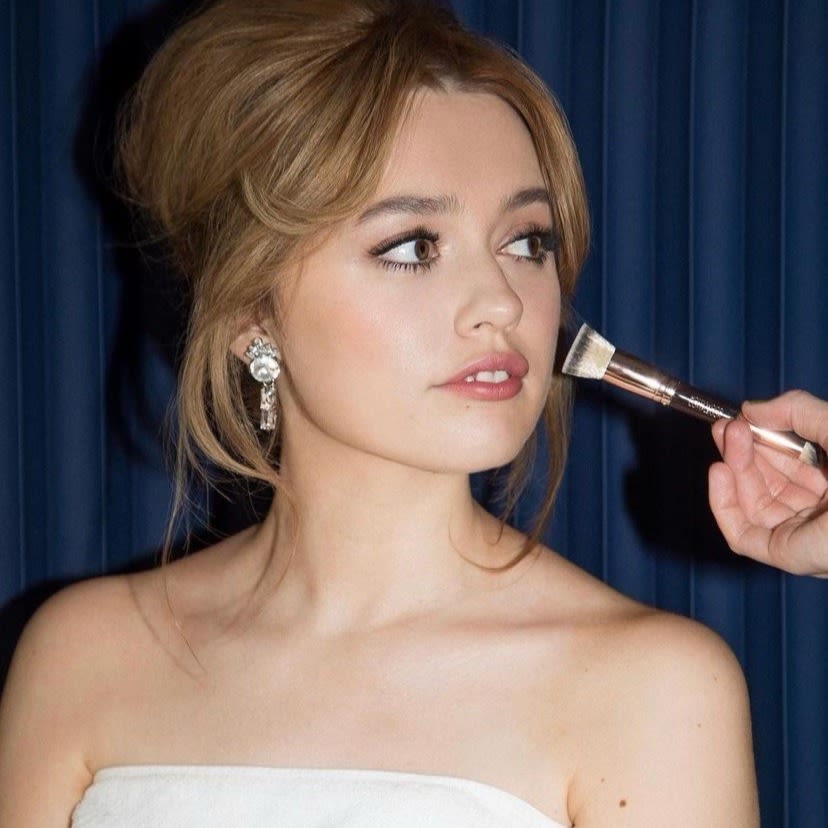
[0,1,758,825]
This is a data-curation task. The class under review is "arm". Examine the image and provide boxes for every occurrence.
[569,614,758,827]
[709,390,828,576]
[0,587,98,826]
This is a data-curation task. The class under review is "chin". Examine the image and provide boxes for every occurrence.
[424,428,533,475]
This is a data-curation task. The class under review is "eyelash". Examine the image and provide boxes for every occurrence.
[369,226,440,273]
[503,224,559,266]
[368,224,559,273]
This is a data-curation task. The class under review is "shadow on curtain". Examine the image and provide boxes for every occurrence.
[1,1,826,825]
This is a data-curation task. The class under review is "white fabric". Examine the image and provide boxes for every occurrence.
[71,765,570,827]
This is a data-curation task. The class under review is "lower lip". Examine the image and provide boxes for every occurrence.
[438,377,523,401]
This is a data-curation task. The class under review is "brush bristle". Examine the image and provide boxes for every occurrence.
[561,324,616,379]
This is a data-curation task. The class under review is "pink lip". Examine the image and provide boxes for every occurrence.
[438,352,529,401]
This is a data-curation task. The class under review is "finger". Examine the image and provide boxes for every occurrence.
[710,419,727,457]
[724,417,827,503]
[743,390,828,450]
[719,420,809,522]
[708,461,774,562]
[716,415,807,487]
[708,462,825,574]
[765,507,828,576]
[752,441,828,501]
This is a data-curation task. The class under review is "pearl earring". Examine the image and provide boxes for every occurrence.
[245,337,281,431]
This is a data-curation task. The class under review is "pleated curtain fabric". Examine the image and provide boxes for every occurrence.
[1,1,827,825]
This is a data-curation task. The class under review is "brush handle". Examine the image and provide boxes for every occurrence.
[604,349,826,467]
[670,382,739,421]
[671,382,826,466]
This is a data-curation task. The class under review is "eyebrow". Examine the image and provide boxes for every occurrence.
[356,194,461,224]
[356,186,551,224]
[501,186,551,212]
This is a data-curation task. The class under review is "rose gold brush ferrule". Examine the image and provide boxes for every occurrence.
[603,351,679,406]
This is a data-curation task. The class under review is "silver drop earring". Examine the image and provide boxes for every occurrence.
[245,337,281,431]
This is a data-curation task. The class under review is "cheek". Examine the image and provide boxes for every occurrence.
[280,280,440,399]
[521,273,561,344]
[516,274,561,403]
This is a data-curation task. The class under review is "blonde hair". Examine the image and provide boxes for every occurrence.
[118,0,589,559]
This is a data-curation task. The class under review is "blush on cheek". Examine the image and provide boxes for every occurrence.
[293,299,417,387]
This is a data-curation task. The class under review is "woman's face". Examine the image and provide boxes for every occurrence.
[274,89,561,474]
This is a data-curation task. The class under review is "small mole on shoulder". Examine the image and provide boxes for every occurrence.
[619,798,627,808]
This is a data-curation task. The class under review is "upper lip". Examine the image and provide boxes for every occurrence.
[441,351,530,385]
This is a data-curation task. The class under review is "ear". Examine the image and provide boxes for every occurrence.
[230,323,281,364]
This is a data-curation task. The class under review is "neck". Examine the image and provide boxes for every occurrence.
[248,430,523,632]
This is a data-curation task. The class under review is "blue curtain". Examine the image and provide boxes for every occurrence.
[2,1,826,825]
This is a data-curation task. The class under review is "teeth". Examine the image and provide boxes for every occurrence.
[464,370,510,383]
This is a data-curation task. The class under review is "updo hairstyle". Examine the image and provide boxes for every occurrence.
[118,0,589,551]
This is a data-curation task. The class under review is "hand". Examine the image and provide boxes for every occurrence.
[709,390,828,576]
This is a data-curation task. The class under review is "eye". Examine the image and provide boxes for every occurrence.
[370,227,440,272]
[501,226,558,265]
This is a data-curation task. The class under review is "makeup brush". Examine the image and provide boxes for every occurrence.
[562,323,826,468]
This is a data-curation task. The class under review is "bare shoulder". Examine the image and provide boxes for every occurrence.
[0,532,252,826]
[591,605,752,748]
[588,616,755,825]
[526,549,748,689]
[0,575,143,825]
[1,575,137,706]
[0,575,153,731]
[524,544,744,670]
[506,545,757,826]
[540,563,758,826]
[0,523,270,721]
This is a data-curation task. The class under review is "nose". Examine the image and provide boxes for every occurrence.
[454,256,524,336]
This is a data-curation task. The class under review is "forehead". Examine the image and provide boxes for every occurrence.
[375,89,545,201]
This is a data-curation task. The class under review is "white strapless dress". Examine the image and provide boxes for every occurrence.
[70,766,570,827]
